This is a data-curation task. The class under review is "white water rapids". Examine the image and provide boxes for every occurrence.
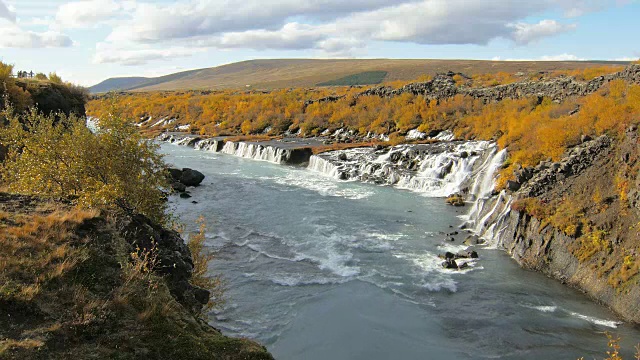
[161,134,513,242]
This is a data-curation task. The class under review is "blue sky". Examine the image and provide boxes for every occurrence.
[0,0,638,86]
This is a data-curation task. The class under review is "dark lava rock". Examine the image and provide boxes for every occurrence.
[441,258,458,269]
[180,168,205,187]
[168,168,183,182]
[439,252,456,260]
[171,182,187,193]
[338,153,348,161]
[506,180,521,192]
[118,213,209,314]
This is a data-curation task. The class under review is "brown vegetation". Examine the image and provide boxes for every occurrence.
[0,194,271,360]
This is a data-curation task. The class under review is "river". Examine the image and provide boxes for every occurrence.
[162,143,639,359]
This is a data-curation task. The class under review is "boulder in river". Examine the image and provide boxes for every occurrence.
[441,258,458,269]
[463,235,485,246]
[168,167,206,187]
[172,182,187,193]
[180,168,205,186]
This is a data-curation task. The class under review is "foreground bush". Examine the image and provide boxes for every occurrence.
[0,104,168,224]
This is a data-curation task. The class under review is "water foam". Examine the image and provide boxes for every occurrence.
[568,311,622,328]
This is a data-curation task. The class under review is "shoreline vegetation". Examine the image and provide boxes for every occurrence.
[0,61,273,359]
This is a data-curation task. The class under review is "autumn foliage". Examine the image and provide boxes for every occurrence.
[87,66,639,191]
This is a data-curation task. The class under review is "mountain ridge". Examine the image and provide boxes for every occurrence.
[89,58,631,93]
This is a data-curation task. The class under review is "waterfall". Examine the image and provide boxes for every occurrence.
[174,137,193,146]
[308,141,494,197]
[221,141,288,164]
[469,147,507,199]
[395,143,488,196]
[461,148,512,244]
[195,139,217,151]
[308,155,343,179]
[307,140,513,244]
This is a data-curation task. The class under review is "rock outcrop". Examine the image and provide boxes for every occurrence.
[118,213,210,313]
[500,210,640,323]
[515,135,611,198]
[307,64,640,105]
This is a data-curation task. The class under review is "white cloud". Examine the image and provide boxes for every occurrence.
[54,0,130,29]
[213,23,329,50]
[538,53,584,61]
[0,0,15,22]
[105,0,407,43]
[92,43,204,66]
[509,20,576,45]
[492,54,585,61]
[81,0,628,65]
[0,25,72,48]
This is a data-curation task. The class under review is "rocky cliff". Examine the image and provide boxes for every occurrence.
[476,131,640,324]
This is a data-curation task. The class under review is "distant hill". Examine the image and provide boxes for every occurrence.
[89,59,631,92]
[89,77,149,93]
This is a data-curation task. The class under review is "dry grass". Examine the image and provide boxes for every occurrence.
[0,194,272,359]
[187,217,225,313]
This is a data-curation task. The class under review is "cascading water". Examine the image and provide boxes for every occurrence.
[221,141,289,164]
[307,141,496,197]
[161,132,513,242]
[307,156,342,179]
[306,140,513,243]
[461,148,513,244]
[194,139,222,152]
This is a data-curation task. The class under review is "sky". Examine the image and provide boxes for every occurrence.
[0,0,638,86]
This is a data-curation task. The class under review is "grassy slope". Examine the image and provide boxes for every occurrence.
[93,59,630,92]
[316,71,388,86]
[89,77,150,93]
[0,193,273,360]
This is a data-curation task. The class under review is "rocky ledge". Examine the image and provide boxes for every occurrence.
[495,132,640,324]
[0,193,273,359]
